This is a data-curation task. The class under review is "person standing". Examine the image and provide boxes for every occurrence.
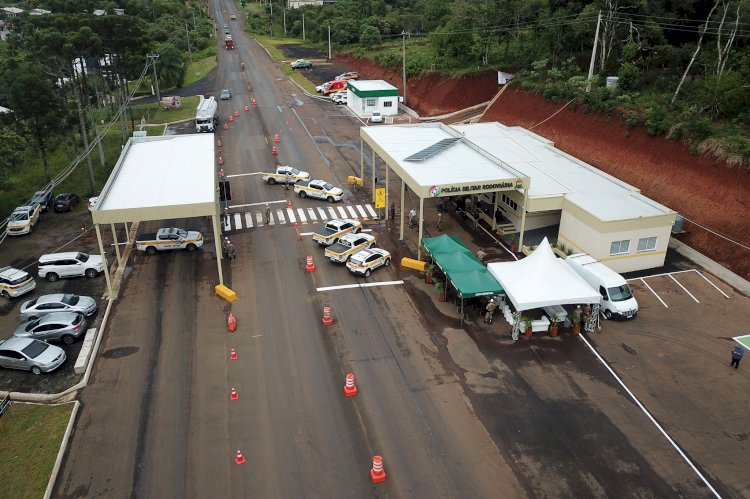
[265,204,271,224]
[222,237,229,258]
[731,345,745,369]
[437,212,443,232]
[409,208,417,228]
[438,199,445,213]
[389,202,395,222]
[226,240,236,260]
[484,299,497,324]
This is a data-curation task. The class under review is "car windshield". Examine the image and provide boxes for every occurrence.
[176,229,188,238]
[61,294,80,306]
[290,168,300,175]
[6,273,29,286]
[322,183,334,190]
[24,319,40,332]
[76,252,89,262]
[608,284,634,302]
[22,340,49,358]
[9,211,29,221]
[350,255,366,264]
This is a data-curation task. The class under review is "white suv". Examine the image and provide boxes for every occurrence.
[37,252,104,282]
[0,266,36,299]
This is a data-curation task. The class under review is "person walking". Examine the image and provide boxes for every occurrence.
[438,198,445,213]
[731,345,745,369]
[265,204,271,224]
[226,239,236,260]
[484,299,497,324]
[409,208,417,228]
[437,212,443,232]
[389,202,395,222]
[222,237,229,258]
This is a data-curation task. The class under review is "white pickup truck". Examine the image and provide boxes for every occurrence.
[261,165,310,185]
[312,219,361,246]
[135,228,204,255]
[324,233,375,263]
[294,179,344,202]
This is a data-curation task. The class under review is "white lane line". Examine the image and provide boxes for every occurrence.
[365,204,377,218]
[300,229,373,236]
[230,200,286,209]
[317,280,404,292]
[626,268,695,281]
[251,334,263,338]
[276,209,286,224]
[317,207,327,220]
[244,212,254,228]
[579,334,721,499]
[694,270,730,299]
[286,209,296,223]
[223,216,231,231]
[668,274,699,303]
[226,172,264,178]
[639,277,668,307]
[346,205,358,218]
[307,207,317,221]
[256,212,264,226]
[233,213,242,230]
[327,207,337,219]
[337,206,347,218]
[297,208,307,223]
[355,205,368,218]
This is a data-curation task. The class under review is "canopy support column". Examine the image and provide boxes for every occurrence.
[492,192,499,231]
[371,148,376,202]
[399,180,405,240]
[360,138,364,185]
[95,224,115,300]
[385,159,390,221]
[518,186,529,249]
[123,222,130,244]
[111,223,121,265]
[417,196,424,260]
[212,213,225,285]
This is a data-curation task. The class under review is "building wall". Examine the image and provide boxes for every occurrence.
[348,94,398,118]
[288,0,323,8]
[558,210,672,272]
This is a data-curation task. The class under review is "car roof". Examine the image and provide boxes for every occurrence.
[39,252,84,261]
[33,311,81,323]
[34,294,68,304]
[0,337,34,350]
[13,205,36,212]
[0,266,29,279]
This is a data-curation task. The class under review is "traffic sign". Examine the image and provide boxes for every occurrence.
[375,188,386,208]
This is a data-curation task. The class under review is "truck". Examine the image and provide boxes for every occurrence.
[261,165,310,185]
[195,96,218,132]
[135,228,204,255]
[312,219,361,246]
[565,253,639,320]
[224,35,234,50]
[294,179,344,202]
[324,233,375,263]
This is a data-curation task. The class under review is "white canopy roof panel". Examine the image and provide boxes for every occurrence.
[487,238,599,311]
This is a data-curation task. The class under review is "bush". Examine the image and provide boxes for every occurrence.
[644,106,673,136]
[617,63,641,92]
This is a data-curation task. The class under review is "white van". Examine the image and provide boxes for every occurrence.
[565,253,638,320]
[0,266,36,299]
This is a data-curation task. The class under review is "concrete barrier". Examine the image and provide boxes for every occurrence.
[215,284,238,302]
[74,328,97,374]
[401,257,426,271]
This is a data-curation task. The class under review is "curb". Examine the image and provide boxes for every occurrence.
[43,400,80,499]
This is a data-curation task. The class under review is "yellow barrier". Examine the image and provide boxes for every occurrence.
[215,284,238,302]
[347,175,363,187]
[401,257,426,271]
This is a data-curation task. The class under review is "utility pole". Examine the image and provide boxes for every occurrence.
[185,20,192,64]
[283,8,286,36]
[88,96,106,168]
[401,30,407,105]
[328,25,331,60]
[147,54,160,104]
[302,13,305,41]
[586,10,602,93]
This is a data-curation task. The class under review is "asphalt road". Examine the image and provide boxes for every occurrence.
[48,0,750,497]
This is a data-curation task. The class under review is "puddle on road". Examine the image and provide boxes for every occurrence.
[444,328,492,374]
[101,346,139,359]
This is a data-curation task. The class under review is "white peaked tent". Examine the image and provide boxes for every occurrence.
[487,238,600,311]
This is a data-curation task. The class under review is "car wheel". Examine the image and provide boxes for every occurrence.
[384,258,391,266]
[186,244,197,251]
[85,268,99,278]
[31,366,42,375]
[1,290,10,299]
[146,246,157,255]
[46,273,59,282]
[365,269,372,277]
[604,309,613,320]
[62,335,75,345]
[327,196,335,203]
[267,178,276,185]
[299,191,307,198]
[354,227,361,234]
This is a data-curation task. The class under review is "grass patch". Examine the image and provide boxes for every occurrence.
[253,35,303,61]
[280,65,318,94]
[184,54,217,87]
[0,402,75,499]
[131,95,200,124]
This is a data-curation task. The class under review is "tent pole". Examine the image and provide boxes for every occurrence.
[95,224,115,300]
[399,180,405,241]
[492,192,499,232]
[360,138,364,186]
[212,213,224,285]
[371,148,376,203]
[461,299,464,326]
[518,185,529,249]
[385,160,389,221]
[417,196,424,260]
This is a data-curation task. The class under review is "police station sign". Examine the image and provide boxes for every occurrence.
[428,179,524,197]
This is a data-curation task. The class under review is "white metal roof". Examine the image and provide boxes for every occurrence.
[454,122,673,219]
[348,80,397,92]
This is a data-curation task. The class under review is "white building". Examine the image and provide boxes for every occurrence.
[29,8,51,15]
[287,1,331,8]
[347,80,398,120]
[1,7,24,17]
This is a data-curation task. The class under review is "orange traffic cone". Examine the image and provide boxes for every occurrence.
[228,115,234,123]
[287,200,292,209]
[243,105,249,112]
[274,134,280,144]
[271,146,277,156]
[370,456,386,483]
[344,373,358,397]
[230,387,239,400]
[306,255,315,272]
[223,123,229,130]
[251,98,256,107]
[218,155,224,166]
[217,138,222,148]
[229,348,238,360]
[322,306,333,326]
[234,110,240,117]
[235,449,246,465]
[227,312,237,332]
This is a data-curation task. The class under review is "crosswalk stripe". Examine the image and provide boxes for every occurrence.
[286,208,296,223]
[337,206,347,218]
[365,204,377,218]
[317,207,327,220]
[233,213,243,230]
[307,207,317,221]
[297,208,307,223]
[245,212,254,228]
[256,212,264,226]
[276,209,286,224]
[346,205,358,218]
[223,215,231,231]
[327,207,337,219]
[355,205,368,218]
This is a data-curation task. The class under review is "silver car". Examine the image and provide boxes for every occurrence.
[13,312,87,345]
[20,293,98,321]
[0,337,66,374]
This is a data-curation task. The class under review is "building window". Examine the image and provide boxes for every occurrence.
[501,193,517,212]
[383,101,393,107]
[637,236,657,252]
[366,99,376,107]
[609,240,630,255]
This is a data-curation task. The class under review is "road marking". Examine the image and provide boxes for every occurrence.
[286,208,296,223]
[244,213,254,228]
[327,207,337,219]
[307,207,317,221]
[668,274,699,303]
[346,205,358,218]
[355,205,368,218]
[317,280,404,292]
[256,212,263,226]
[252,334,263,338]
[230,200,286,209]
[300,229,373,236]
[223,216,231,231]
[226,172,263,178]
[694,270,730,299]
[337,206,347,218]
[233,213,242,230]
[276,209,286,224]
[317,207,327,220]
[365,204,377,218]
[297,208,307,223]
[639,277,668,307]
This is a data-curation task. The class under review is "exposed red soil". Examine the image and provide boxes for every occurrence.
[337,54,750,282]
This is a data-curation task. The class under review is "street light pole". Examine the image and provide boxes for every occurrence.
[328,25,332,60]
[401,30,407,105]
[302,13,305,41]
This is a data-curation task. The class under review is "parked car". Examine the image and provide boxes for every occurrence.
[347,248,391,277]
[0,337,66,375]
[53,193,80,212]
[290,59,312,70]
[336,71,360,80]
[6,205,41,236]
[332,92,348,105]
[0,266,36,299]
[370,111,384,123]
[37,252,104,282]
[30,190,54,212]
[19,293,98,321]
[220,89,232,100]
[13,312,87,345]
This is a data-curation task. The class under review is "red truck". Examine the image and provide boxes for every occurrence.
[225,35,234,50]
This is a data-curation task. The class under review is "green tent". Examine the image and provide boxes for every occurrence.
[422,234,473,256]
[430,250,485,273]
[448,269,504,298]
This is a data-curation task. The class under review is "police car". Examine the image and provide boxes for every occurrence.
[294,179,344,202]
[346,248,391,277]
[0,266,36,299]
[6,205,41,236]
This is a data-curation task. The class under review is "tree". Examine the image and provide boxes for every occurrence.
[156,43,185,88]
[0,126,27,189]
[360,25,382,48]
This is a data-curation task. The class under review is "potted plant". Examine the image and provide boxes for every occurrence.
[425,263,435,284]
[571,313,581,336]
[521,316,533,339]
[434,281,445,301]
[549,314,561,337]
[508,234,518,253]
